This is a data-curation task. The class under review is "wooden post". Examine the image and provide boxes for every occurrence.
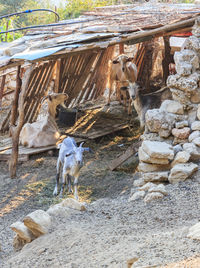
[54,59,61,93]
[119,43,124,54]
[0,75,6,109]
[10,66,22,129]
[9,64,35,179]
[162,36,173,84]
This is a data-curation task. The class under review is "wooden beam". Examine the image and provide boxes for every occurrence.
[0,75,6,109]
[109,141,141,171]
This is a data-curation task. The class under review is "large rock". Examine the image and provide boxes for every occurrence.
[191,121,200,131]
[13,234,27,251]
[160,100,184,114]
[138,182,155,191]
[187,222,200,240]
[175,120,188,129]
[172,127,190,139]
[192,17,200,37]
[61,198,86,211]
[168,163,198,184]
[188,106,198,126]
[46,204,72,217]
[193,137,200,147]
[173,137,188,146]
[183,142,200,160]
[144,192,164,203]
[174,50,199,76]
[138,147,169,165]
[148,184,168,196]
[140,132,173,144]
[145,109,176,137]
[197,104,200,120]
[133,178,145,187]
[188,131,200,142]
[137,162,170,173]
[142,171,169,183]
[141,141,174,160]
[167,73,199,93]
[191,88,200,103]
[170,88,191,106]
[129,191,145,201]
[183,35,200,53]
[171,151,190,167]
[10,221,35,243]
[23,210,51,237]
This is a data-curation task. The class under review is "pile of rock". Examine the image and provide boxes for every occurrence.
[130,182,168,203]
[11,210,51,251]
[10,198,86,251]
[131,18,200,202]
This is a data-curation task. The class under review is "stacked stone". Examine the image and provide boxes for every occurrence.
[133,18,200,200]
[10,198,86,251]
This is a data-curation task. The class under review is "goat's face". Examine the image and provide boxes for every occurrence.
[48,93,68,108]
[112,54,133,73]
[127,83,140,101]
[65,142,86,168]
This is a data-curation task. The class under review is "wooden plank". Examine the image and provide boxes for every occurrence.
[18,145,57,155]
[0,145,12,152]
[65,123,129,140]
[0,144,57,162]
[0,153,28,162]
[88,123,129,139]
[109,141,141,171]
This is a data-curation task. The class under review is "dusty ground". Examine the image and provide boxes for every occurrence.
[0,120,200,267]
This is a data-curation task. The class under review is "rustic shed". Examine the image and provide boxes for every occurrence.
[0,2,200,177]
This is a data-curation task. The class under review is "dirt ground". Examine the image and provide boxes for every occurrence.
[0,117,200,267]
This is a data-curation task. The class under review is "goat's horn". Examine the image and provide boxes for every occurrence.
[80,142,84,148]
[41,95,48,104]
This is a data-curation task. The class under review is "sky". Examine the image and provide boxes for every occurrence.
[50,0,66,7]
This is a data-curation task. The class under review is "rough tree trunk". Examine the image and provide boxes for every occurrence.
[9,64,35,179]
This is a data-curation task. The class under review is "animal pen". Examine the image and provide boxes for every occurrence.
[0,2,199,178]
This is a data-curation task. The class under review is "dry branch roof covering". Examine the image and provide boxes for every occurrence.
[0,2,200,69]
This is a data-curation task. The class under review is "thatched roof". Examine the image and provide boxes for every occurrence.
[0,2,199,70]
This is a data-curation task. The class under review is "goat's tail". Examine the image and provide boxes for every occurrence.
[56,142,62,149]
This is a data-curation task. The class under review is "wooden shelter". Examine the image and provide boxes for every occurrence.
[0,2,200,177]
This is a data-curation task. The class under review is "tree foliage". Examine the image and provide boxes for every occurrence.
[0,0,134,42]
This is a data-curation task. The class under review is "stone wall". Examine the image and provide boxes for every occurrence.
[135,18,200,200]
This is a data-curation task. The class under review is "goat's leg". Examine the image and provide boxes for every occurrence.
[73,176,79,200]
[128,99,132,115]
[107,76,114,105]
[67,174,73,193]
[59,172,67,198]
[53,160,61,196]
[124,92,127,112]
[116,82,121,103]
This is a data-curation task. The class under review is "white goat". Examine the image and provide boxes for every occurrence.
[53,137,91,200]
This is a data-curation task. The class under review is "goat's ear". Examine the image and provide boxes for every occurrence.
[48,95,52,101]
[112,60,119,64]
[126,57,134,62]
[83,147,92,153]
